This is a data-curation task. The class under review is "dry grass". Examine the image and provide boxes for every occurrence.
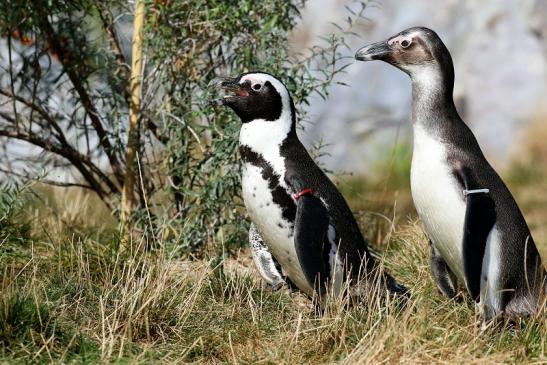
[1,123,547,363]
[508,112,547,262]
[1,196,545,364]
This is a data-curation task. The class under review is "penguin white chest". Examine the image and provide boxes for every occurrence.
[410,126,466,280]
[241,164,313,294]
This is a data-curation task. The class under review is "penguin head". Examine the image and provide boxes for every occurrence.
[355,27,453,80]
[209,72,294,125]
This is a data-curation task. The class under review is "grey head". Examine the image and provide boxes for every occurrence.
[355,27,455,94]
[355,27,453,74]
[356,27,458,124]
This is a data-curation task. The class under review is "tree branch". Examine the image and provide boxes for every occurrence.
[95,1,168,146]
[95,2,131,100]
[0,88,70,146]
[36,11,125,186]
[0,167,94,190]
[0,112,112,203]
[0,90,121,195]
[144,116,169,144]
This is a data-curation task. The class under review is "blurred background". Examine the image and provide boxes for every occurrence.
[0,0,545,256]
[295,0,547,173]
[0,2,545,362]
[292,0,547,253]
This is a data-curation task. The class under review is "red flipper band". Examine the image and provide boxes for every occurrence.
[293,188,314,201]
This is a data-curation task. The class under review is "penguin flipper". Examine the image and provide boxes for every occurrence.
[454,165,497,301]
[249,223,286,290]
[294,194,330,295]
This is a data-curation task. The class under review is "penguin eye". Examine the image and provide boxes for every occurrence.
[401,39,412,49]
[252,84,262,91]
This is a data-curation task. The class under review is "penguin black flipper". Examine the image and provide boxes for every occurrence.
[294,194,330,295]
[454,165,497,301]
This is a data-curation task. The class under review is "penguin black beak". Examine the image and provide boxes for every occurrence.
[355,40,391,61]
[208,76,248,106]
[208,76,240,90]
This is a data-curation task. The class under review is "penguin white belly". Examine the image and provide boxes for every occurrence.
[411,126,466,281]
[241,164,313,294]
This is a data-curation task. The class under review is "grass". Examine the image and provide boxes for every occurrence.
[1,217,545,364]
[1,181,546,364]
[1,124,546,363]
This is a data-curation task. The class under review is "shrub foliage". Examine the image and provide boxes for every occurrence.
[0,0,365,252]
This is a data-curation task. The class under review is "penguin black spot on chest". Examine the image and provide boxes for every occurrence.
[240,145,296,222]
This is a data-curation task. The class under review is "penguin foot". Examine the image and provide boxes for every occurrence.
[270,281,286,292]
[386,276,411,309]
[479,314,512,333]
[448,291,465,303]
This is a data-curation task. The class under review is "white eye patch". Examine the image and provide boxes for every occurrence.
[388,34,413,48]
[240,75,264,90]
[240,75,261,85]
[239,72,291,106]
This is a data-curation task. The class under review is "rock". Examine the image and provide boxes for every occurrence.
[293,0,547,173]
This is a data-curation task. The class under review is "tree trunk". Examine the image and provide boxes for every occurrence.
[120,0,145,231]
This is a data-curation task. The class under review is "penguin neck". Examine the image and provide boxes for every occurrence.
[239,111,297,166]
[408,63,459,132]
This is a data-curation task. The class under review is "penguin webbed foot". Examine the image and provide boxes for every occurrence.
[284,276,300,293]
[479,312,519,333]
[444,288,467,304]
[269,276,299,293]
[385,276,412,310]
[270,281,285,292]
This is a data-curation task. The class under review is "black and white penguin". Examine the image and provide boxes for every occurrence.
[209,71,408,303]
[355,27,546,320]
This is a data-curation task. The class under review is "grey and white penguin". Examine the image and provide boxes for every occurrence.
[209,71,408,304]
[355,27,546,320]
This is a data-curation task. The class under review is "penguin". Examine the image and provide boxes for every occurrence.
[209,71,408,304]
[355,27,546,320]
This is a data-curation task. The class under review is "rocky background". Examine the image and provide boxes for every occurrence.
[293,0,547,173]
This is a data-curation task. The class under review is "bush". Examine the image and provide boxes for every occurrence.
[144,0,366,253]
[0,0,367,255]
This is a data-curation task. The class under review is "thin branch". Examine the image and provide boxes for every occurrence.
[121,0,145,225]
[96,1,168,146]
[144,116,169,144]
[38,180,95,189]
[0,88,70,146]
[0,91,120,194]
[95,1,131,100]
[37,10,125,186]
[0,167,94,190]
[0,112,111,202]
[7,33,19,129]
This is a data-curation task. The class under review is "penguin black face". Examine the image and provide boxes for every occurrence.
[209,72,292,124]
[355,27,451,75]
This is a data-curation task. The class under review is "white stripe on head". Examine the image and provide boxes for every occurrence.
[240,73,291,107]
[239,73,295,175]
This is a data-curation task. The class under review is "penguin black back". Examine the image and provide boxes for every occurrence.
[210,71,408,300]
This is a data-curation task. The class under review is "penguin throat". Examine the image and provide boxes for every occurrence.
[409,65,456,125]
[238,100,297,153]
